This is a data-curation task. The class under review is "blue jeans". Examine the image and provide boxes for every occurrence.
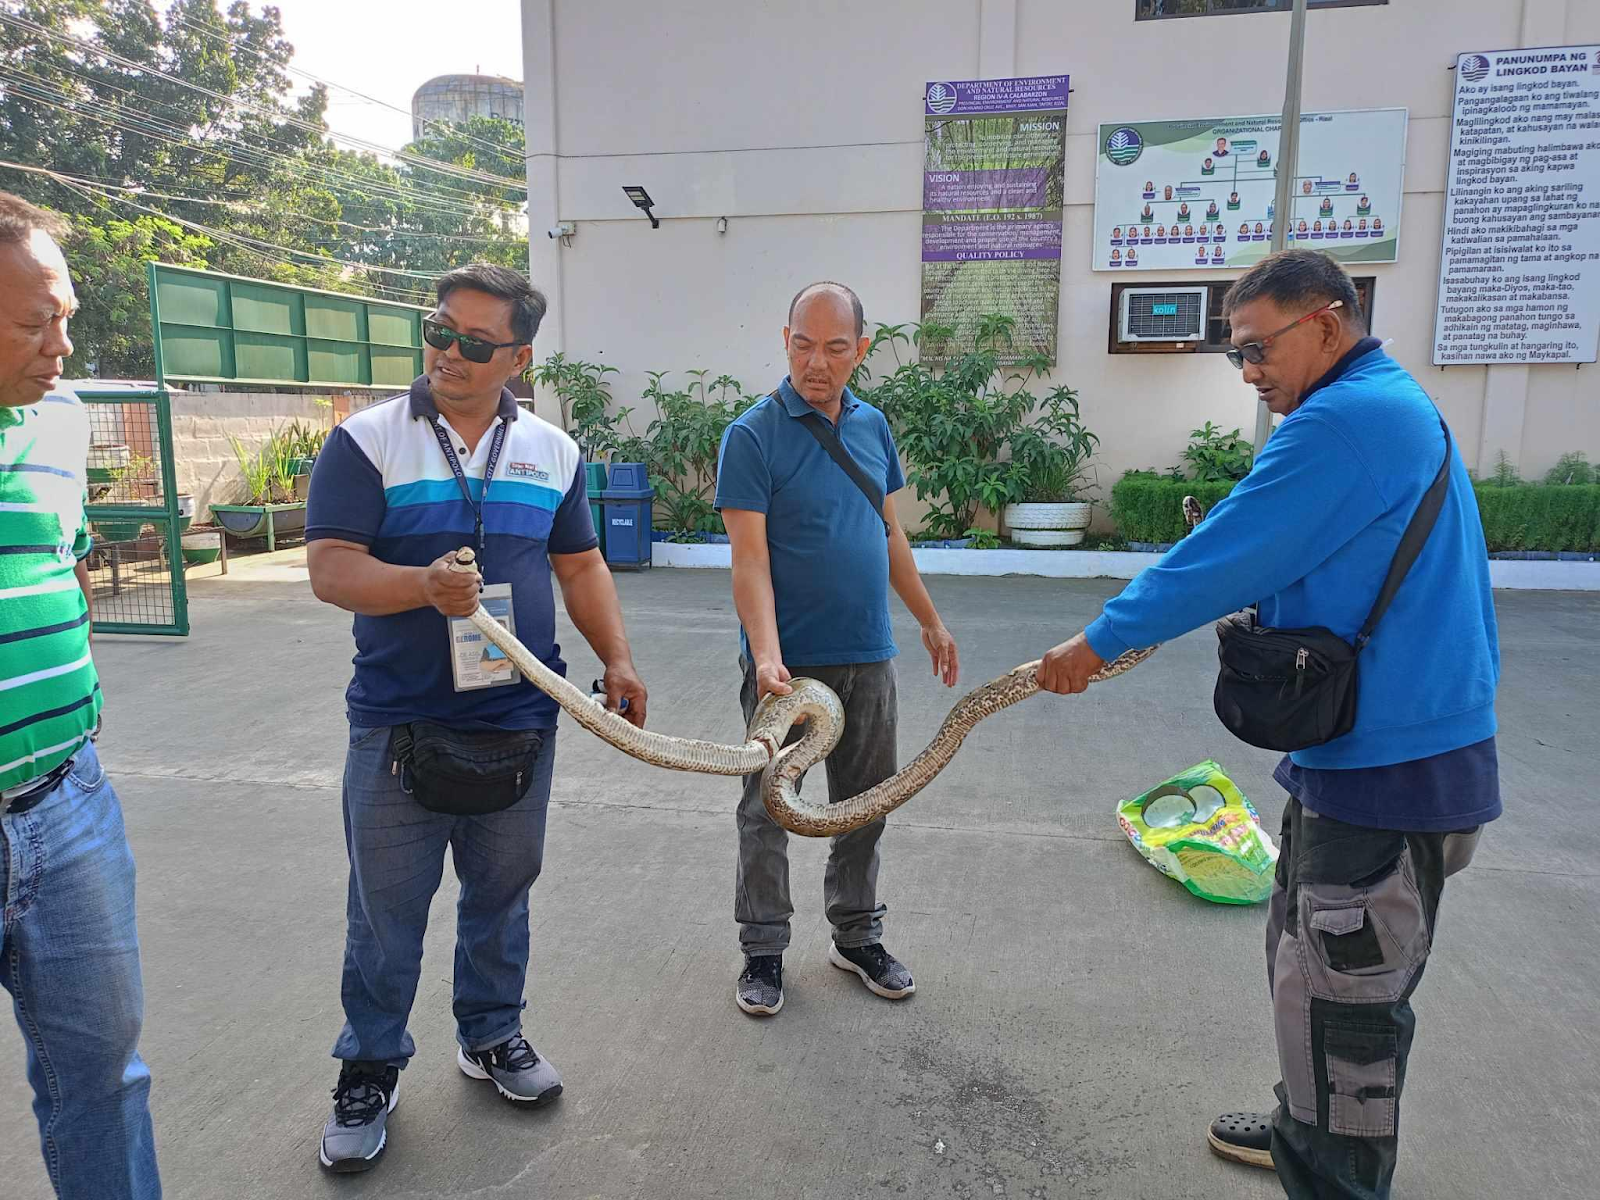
[333,723,556,1067]
[0,740,160,1200]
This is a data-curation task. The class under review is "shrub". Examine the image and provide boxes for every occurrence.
[1110,473,1236,543]
[1474,483,1600,552]
[1178,421,1253,482]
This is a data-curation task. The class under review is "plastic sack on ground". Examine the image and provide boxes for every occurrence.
[1116,760,1278,905]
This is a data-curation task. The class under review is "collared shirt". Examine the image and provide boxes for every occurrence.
[305,376,597,731]
[714,377,905,666]
[0,394,100,791]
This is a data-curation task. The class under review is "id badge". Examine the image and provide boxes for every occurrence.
[449,583,520,691]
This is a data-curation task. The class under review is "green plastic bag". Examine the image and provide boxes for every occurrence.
[1116,760,1279,905]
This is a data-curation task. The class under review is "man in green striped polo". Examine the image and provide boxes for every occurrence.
[0,191,160,1199]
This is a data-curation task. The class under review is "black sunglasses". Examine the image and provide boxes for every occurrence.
[1225,300,1343,369]
[422,317,523,365]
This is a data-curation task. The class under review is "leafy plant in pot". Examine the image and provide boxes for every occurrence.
[1000,385,1099,547]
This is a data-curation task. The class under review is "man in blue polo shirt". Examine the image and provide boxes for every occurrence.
[305,263,648,1172]
[1036,251,1498,1200]
[716,281,959,1017]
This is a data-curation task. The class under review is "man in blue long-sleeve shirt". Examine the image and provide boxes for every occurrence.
[1038,250,1498,1200]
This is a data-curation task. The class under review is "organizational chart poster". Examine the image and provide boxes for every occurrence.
[1434,45,1600,365]
[1092,108,1407,272]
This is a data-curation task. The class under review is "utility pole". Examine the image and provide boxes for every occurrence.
[1256,0,1308,454]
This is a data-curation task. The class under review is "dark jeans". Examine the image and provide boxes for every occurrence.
[1266,794,1482,1199]
[734,658,897,957]
[333,723,557,1067]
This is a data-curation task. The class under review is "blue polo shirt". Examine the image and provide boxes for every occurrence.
[306,376,598,731]
[715,378,905,666]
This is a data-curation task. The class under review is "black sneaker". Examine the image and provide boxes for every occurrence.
[828,942,915,999]
[318,1061,400,1173]
[1207,1110,1275,1170]
[736,954,784,1015]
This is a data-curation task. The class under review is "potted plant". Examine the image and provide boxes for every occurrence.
[90,453,154,544]
[1000,385,1099,547]
[209,431,307,550]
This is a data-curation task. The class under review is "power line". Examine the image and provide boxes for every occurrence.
[0,67,518,220]
[0,11,527,190]
[2,159,452,286]
[164,7,524,164]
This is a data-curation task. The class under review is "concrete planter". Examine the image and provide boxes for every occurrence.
[648,542,1600,589]
[1003,502,1092,548]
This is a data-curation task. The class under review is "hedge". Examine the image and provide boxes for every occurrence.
[1109,475,1237,543]
[1474,484,1600,552]
[1110,473,1600,553]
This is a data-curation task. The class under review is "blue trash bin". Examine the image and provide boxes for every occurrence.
[601,462,655,570]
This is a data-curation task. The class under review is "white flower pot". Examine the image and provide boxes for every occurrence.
[1004,501,1091,531]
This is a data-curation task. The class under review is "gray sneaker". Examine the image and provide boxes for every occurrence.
[318,1061,399,1173]
[736,954,784,1016]
[828,942,915,999]
[457,1033,563,1103]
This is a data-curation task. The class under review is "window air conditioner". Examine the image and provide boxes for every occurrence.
[1117,286,1209,343]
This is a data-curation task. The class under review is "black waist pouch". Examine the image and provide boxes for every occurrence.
[390,722,544,816]
[1211,415,1454,754]
[1213,613,1358,751]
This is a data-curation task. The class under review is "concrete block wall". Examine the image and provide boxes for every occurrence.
[169,390,341,519]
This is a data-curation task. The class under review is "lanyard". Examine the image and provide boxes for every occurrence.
[429,416,508,570]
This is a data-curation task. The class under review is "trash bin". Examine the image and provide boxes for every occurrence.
[601,462,655,570]
[584,461,608,555]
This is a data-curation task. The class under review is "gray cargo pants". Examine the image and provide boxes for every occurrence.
[1267,794,1483,1199]
[734,657,896,957]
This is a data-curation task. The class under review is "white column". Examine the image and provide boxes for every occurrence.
[523,0,564,425]
[977,0,1017,78]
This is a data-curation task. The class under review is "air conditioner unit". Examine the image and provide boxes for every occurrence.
[1118,286,1209,343]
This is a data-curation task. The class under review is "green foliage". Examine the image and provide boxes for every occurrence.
[629,371,756,535]
[529,355,631,462]
[1110,473,1236,543]
[853,313,1097,540]
[1178,421,1254,483]
[279,418,327,460]
[229,428,297,505]
[2,1,530,376]
[1473,483,1600,552]
[962,527,1004,549]
[1544,452,1594,487]
[1483,449,1523,488]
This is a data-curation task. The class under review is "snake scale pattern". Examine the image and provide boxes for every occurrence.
[450,498,1197,836]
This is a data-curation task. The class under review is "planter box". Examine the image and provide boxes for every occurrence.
[1004,501,1092,548]
[210,503,307,552]
[92,519,145,544]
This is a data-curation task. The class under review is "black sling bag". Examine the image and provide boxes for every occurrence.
[787,394,891,537]
[1212,418,1452,752]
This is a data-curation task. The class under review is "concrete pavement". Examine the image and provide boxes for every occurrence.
[2,558,1596,1199]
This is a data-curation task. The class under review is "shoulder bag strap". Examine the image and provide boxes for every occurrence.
[786,396,891,538]
[1354,416,1453,651]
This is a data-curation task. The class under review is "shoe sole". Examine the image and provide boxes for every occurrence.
[735,988,784,1016]
[1206,1129,1275,1171]
[318,1078,399,1173]
[828,944,915,999]
[456,1046,564,1104]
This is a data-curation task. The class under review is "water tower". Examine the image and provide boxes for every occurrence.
[411,74,525,140]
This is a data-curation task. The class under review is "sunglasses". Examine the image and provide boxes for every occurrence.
[1225,300,1343,369]
[422,317,523,365]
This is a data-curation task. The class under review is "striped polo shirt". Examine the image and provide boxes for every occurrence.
[305,376,597,731]
[0,393,100,792]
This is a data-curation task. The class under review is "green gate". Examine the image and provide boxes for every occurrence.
[79,387,189,636]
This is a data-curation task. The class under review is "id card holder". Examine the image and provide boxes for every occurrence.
[449,583,520,691]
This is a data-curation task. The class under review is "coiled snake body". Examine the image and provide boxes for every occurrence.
[450,513,1192,836]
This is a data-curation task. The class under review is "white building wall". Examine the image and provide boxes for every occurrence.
[523,0,1600,502]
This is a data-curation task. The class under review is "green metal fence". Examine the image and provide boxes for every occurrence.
[78,388,189,636]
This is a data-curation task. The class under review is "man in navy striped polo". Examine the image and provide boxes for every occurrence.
[0,191,161,1199]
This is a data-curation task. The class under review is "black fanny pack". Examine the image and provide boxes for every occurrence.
[1213,418,1452,753]
[390,723,544,816]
